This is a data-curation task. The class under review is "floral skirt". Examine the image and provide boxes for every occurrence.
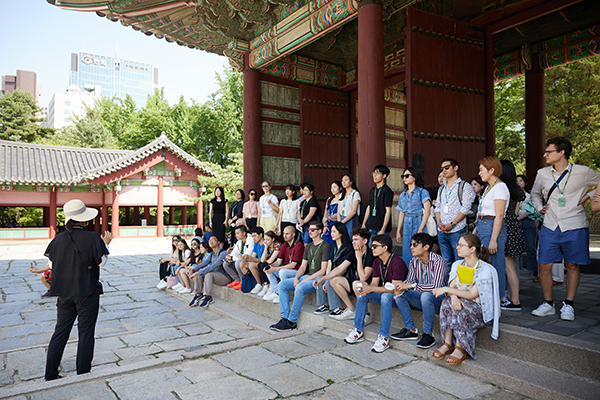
[439,296,486,359]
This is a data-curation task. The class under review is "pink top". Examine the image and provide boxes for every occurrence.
[243,201,259,218]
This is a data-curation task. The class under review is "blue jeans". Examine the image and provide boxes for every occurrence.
[438,228,466,270]
[279,275,326,323]
[301,226,312,244]
[395,290,443,335]
[354,292,397,338]
[267,269,297,294]
[521,218,538,274]
[401,214,426,266]
[324,280,343,309]
[476,219,507,297]
[172,265,181,283]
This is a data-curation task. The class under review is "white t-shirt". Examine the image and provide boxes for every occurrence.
[260,194,279,218]
[479,182,510,216]
[280,198,300,223]
[339,190,361,218]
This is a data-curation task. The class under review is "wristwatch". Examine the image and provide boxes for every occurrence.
[411,283,416,289]
[450,222,456,228]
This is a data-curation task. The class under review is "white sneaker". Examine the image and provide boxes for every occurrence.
[176,286,187,293]
[264,291,278,301]
[364,313,373,326]
[334,308,355,321]
[262,287,274,299]
[272,294,280,304]
[531,302,556,317]
[560,302,575,321]
[172,283,183,291]
[344,328,364,344]
[180,288,192,294]
[250,283,263,294]
[371,334,390,353]
[257,284,270,297]
[157,280,167,289]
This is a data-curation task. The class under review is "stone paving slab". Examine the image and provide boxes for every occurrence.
[212,345,287,373]
[176,374,277,400]
[107,366,191,400]
[360,370,455,400]
[175,358,235,383]
[331,340,416,371]
[119,327,186,347]
[290,381,391,400]
[291,352,373,383]
[244,362,328,397]
[29,381,117,400]
[293,331,347,351]
[260,337,321,359]
[0,314,24,328]
[155,331,232,352]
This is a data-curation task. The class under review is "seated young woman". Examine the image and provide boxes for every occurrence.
[170,239,191,292]
[176,239,210,294]
[432,233,501,365]
[257,230,283,299]
[157,235,182,289]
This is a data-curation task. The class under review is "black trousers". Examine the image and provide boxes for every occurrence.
[45,290,100,380]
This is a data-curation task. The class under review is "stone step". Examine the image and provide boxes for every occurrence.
[209,284,600,399]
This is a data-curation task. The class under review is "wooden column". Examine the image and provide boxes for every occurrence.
[94,214,101,234]
[133,207,140,225]
[196,188,203,228]
[357,0,385,196]
[49,189,57,239]
[157,175,164,237]
[101,191,108,233]
[42,207,49,228]
[169,206,175,225]
[525,67,546,185]
[243,58,262,192]
[181,206,187,225]
[124,206,131,226]
[484,28,496,156]
[111,186,120,238]
[144,206,150,225]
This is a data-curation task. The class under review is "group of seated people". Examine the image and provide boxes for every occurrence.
[156,221,500,365]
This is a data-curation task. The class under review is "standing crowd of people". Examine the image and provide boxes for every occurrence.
[154,136,599,364]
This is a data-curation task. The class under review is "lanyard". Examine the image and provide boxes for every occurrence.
[309,241,324,269]
[419,259,429,284]
[332,243,343,262]
[373,186,382,215]
[477,178,499,216]
[444,182,455,205]
[341,190,354,217]
[285,199,293,217]
[379,253,394,282]
[241,239,246,255]
[552,166,572,196]
[287,240,297,264]
[300,198,310,217]
[231,201,240,215]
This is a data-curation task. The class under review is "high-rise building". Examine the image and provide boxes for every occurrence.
[69,51,158,107]
[1,70,42,101]
[46,84,102,129]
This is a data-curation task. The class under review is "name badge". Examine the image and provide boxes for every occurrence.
[558,196,565,207]
[372,208,377,216]
[444,205,449,214]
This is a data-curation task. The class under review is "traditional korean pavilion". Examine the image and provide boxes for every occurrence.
[0,133,216,240]
[48,0,600,204]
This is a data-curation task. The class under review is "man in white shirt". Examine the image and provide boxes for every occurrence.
[530,137,598,321]
[223,226,255,288]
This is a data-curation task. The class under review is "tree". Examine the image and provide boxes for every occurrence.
[0,89,53,142]
[48,105,118,148]
[494,76,526,173]
[545,57,600,168]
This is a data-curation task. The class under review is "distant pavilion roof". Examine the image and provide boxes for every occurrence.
[0,133,216,186]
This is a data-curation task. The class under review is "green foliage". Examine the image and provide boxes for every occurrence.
[0,89,53,142]
[49,106,118,149]
[545,57,600,168]
[0,207,43,228]
[197,152,244,203]
[494,77,526,173]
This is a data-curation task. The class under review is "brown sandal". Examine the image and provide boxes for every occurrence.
[445,346,470,365]
[432,342,454,360]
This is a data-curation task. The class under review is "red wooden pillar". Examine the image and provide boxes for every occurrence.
[181,206,187,225]
[49,189,57,239]
[101,191,108,233]
[484,29,496,156]
[157,175,164,237]
[94,214,101,234]
[196,188,203,228]
[525,66,546,185]
[125,206,131,226]
[144,206,150,225]
[169,206,175,225]
[133,207,140,225]
[111,186,120,238]
[243,57,262,192]
[42,207,49,227]
[357,0,385,196]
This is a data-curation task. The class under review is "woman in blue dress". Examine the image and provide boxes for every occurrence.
[395,167,431,266]
[322,181,342,244]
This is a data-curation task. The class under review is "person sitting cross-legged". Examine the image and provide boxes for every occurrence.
[188,235,230,307]
[344,234,408,353]
[264,225,305,303]
[270,221,329,331]
[391,233,448,349]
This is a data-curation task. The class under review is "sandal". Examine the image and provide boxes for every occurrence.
[432,342,454,360]
[445,346,470,365]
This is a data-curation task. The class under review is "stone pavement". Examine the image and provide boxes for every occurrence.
[0,237,534,400]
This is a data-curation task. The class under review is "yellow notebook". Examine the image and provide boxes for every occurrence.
[457,264,476,285]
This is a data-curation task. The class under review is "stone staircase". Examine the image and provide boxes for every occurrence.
[208,285,600,400]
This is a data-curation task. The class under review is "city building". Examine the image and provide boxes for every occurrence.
[46,84,102,129]
[69,51,158,107]
[1,69,42,102]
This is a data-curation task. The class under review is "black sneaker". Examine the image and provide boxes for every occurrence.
[390,328,419,341]
[199,296,213,307]
[271,318,297,332]
[314,304,329,314]
[41,290,51,298]
[189,294,204,307]
[270,318,288,331]
[416,333,436,349]
[501,300,522,311]
[329,307,343,317]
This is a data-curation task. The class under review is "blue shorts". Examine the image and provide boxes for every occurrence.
[538,226,590,265]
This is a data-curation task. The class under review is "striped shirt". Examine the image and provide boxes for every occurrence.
[405,252,448,293]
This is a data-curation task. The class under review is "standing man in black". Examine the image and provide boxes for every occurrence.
[44,199,112,381]
[362,164,394,245]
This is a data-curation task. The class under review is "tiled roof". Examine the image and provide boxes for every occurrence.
[0,133,217,185]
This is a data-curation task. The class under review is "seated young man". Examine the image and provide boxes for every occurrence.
[270,221,329,331]
[188,235,229,307]
[390,233,448,349]
[223,226,255,289]
[239,227,267,294]
[264,225,305,303]
[344,234,408,353]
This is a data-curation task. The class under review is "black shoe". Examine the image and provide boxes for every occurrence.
[390,328,419,341]
[199,296,213,307]
[314,304,329,314]
[329,307,343,317]
[41,290,51,298]
[45,374,63,381]
[416,333,436,349]
[271,318,297,332]
[270,318,288,331]
[189,294,204,307]
[501,300,522,311]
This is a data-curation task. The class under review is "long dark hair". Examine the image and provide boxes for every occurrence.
[265,230,284,245]
[404,167,425,189]
[517,174,529,193]
[177,238,191,262]
[461,233,490,263]
[235,189,246,202]
[285,184,297,200]
[171,235,182,253]
[212,187,226,202]
[331,222,352,248]
[339,174,358,201]
[200,241,212,254]
[499,160,521,201]
[329,181,343,203]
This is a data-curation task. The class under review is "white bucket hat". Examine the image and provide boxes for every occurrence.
[63,199,98,223]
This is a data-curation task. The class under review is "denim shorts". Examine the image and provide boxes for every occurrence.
[538,226,590,265]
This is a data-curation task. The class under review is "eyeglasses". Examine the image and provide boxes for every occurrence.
[371,244,383,249]
[308,228,321,232]
[440,164,456,172]
[410,242,421,248]
[456,243,471,248]
[543,150,558,155]
[402,174,413,179]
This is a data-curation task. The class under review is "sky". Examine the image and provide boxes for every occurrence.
[0,0,229,108]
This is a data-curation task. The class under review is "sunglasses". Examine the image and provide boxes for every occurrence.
[308,228,321,232]
[410,242,421,248]
[262,184,269,188]
[440,164,456,172]
[402,174,412,179]
[249,193,256,196]
[371,244,383,249]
